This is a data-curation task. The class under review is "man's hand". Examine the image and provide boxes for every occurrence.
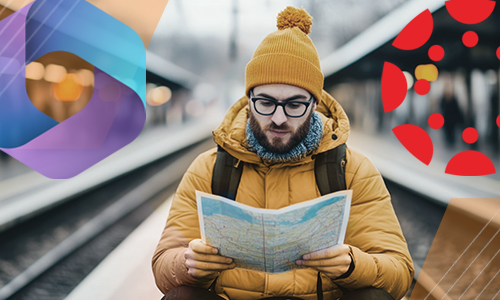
[184,239,235,280]
[295,244,352,279]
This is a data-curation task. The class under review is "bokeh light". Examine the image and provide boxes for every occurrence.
[146,86,172,106]
[75,69,94,86]
[25,62,45,80]
[44,64,67,83]
[415,64,439,82]
[53,73,83,101]
[402,71,414,90]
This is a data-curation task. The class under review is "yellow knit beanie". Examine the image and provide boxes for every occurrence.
[245,6,324,101]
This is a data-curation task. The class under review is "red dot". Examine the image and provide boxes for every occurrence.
[497,115,500,127]
[463,31,478,47]
[414,79,431,95]
[428,45,444,61]
[462,127,478,144]
[428,113,444,129]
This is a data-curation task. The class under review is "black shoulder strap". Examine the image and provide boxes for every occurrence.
[212,144,346,199]
[212,145,244,200]
[314,144,347,195]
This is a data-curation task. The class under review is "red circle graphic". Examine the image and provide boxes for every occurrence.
[428,113,444,129]
[462,31,478,47]
[428,45,444,61]
[462,127,478,144]
[415,79,431,95]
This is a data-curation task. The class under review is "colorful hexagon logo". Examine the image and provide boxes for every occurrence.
[0,0,146,179]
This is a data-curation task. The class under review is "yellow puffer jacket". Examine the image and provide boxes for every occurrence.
[152,90,414,300]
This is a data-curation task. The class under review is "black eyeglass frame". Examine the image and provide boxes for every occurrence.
[249,90,315,118]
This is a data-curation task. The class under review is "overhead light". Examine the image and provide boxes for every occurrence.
[44,64,67,83]
[147,86,172,106]
[75,69,94,86]
[25,62,45,80]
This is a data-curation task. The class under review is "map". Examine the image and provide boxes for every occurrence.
[196,190,352,273]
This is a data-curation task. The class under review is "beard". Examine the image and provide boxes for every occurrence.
[249,109,313,154]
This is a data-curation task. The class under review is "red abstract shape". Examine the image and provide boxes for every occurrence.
[429,45,445,61]
[381,62,408,112]
[415,79,431,95]
[393,124,433,165]
[428,113,444,129]
[392,9,433,50]
[462,31,478,47]
[462,127,478,144]
[445,151,496,175]
[497,47,500,60]
[445,0,496,25]
[497,115,500,127]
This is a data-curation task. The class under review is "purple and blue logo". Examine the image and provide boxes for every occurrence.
[0,0,146,179]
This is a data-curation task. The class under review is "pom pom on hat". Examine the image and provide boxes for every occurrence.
[277,6,312,34]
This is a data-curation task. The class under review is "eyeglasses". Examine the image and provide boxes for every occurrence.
[249,90,314,118]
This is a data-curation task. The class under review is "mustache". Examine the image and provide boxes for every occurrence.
[266,123,291,131]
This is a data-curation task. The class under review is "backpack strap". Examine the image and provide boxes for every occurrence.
[212,145,244,200]
[314,144,347,195]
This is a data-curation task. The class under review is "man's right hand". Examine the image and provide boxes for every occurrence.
[184,239,235,279]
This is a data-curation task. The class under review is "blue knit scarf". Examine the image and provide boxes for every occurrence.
[246,112,323,163]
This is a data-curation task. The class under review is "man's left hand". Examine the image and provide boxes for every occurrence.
[295,244,352,279]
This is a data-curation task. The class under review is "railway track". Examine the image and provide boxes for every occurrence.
[0,139,215,300]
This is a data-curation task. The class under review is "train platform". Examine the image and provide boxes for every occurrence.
[347,128,500,205]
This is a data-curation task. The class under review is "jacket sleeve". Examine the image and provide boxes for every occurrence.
[334,150,414,300]
[152,149,217,294]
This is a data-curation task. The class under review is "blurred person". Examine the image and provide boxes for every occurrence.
[153,7,413,300]
[440,74,464,146]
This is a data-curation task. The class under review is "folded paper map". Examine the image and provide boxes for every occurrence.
[196,190,352,273]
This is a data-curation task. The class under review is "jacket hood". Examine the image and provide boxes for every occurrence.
[212,89,350,166]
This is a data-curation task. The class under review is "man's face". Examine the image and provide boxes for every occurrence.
[248,84,317,154]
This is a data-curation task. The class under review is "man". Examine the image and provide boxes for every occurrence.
[153,6,414,300]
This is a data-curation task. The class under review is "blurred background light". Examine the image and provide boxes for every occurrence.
[44,64,67,83]
[415,64,439,82]
[75,69,94,86]
[25,62,45,80]
[402,71,414,90]
[147,86,172,106]
[53,73,83,102]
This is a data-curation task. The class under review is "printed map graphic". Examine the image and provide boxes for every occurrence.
[197,191,351,273]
